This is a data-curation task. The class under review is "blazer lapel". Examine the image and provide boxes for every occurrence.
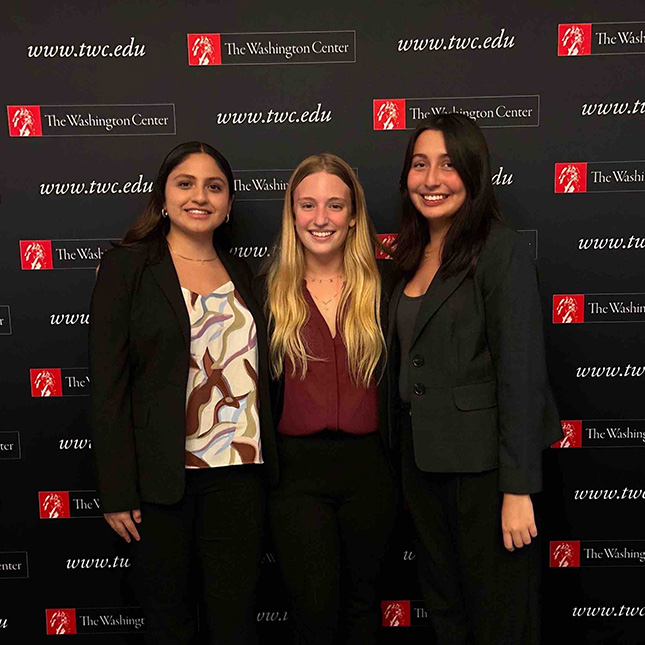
[410,267,470,347]
[148,241,190,347]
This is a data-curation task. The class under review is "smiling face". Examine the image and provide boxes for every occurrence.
[164,152,233,238]
[407,129,467,227]
[293,171,355,263]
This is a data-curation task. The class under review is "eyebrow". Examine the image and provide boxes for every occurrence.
[172,173,225,181]
[412,152,450,160]
[297,195,347,201]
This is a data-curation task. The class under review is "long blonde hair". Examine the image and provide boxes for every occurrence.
[266,153,385,386]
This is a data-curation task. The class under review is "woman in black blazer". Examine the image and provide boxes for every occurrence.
[389,115,561,644]
[89,141,277,645]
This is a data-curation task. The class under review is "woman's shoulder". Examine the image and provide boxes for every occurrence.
[479,221,531,264]
[97,237,160,281]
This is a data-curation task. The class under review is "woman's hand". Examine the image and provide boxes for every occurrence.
[501,494,536,552]
[104,509,142,543]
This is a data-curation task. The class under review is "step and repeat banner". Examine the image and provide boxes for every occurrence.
[2,0,644,642]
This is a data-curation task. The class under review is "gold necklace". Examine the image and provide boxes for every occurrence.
[167,241,217,264]
[305,274,344,284]
[310,288,342,311]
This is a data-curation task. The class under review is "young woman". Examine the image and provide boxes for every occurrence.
[259,153,397,644]
[89,141,277,645]
[389,114,561,644]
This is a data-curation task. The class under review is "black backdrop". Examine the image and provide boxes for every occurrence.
[2,0,645,642]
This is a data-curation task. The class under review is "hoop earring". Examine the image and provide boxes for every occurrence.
[225,212,230,223]
[161,208,169,218]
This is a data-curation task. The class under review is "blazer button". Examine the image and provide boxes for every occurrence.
[413,382,425,396]
[412,355,424,368]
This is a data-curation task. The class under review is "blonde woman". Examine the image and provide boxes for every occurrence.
[257,154,397,644]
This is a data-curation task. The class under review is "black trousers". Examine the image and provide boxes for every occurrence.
[130,465,265,645]
[270,431,398,645]
[400,411,539,645]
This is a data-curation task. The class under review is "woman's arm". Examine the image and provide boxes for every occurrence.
[89,249,141,519]
[480,228,554,549]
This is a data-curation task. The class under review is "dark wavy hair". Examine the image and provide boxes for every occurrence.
[121,141,235,246]
[393,113,502,278]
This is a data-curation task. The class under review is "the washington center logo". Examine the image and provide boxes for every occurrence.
[376,233,398,260]
[550,541,581,568]
[553,294,584,324]
[46,609,77,635]
[7,105,43,137]
[30,368,63,397]
[187,34,222,65]
[552,420,583,448]
[381,601,411,627]
[373,99,406,130]
[558,24,592,56]
[20,240,53,270]
[555,163,587,193]
[39,491,71,519]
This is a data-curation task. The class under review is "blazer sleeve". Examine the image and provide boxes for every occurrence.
[89,249,140,513]
[480,230,559,494]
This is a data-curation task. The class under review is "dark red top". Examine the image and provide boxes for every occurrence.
[278,288,379,436]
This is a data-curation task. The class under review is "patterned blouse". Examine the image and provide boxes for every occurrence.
[182,282,263,469]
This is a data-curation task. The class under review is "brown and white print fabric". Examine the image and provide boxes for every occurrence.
[182,282,263,468]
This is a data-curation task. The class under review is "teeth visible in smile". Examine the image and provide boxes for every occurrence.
[187,209,209,214]
[422,194,447,202]
[311,231,333,238]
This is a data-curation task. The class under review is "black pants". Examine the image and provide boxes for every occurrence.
[270,432,398,645]
[400,411,539,645]
[130,465,265,645]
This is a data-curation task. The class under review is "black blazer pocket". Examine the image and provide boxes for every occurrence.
[452,381,497,411]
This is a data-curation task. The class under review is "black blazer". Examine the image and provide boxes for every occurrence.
[89,234,278,513]
[387,222,561,494]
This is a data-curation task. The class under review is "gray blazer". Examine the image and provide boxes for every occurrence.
[387,222,561,494]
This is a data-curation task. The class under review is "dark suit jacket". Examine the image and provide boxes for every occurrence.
[89,234,278,513]
[387,222,561,494]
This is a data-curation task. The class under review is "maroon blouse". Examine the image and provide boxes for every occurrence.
[278,288,379,436]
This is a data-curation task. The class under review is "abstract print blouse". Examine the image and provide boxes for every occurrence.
[182,282,263,469]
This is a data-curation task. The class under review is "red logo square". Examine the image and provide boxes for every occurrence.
[552,420,583,448]
[558,24,592,56]
[39,491,71,519]
[187,34,222,65]
[376,233,398,259]
[374,99,406,130]
[46,608,77,634]
[550,541,581,568]
[555,163,587,193]
[20,240,53,270]
[553,294,584,324]
[30,368,63,397]
[381,600,411,626]
[7,105,43,137]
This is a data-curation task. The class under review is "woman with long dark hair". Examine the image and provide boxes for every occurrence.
[389,114,561,644]
[89,141,277,644]
[258,153,397,644]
